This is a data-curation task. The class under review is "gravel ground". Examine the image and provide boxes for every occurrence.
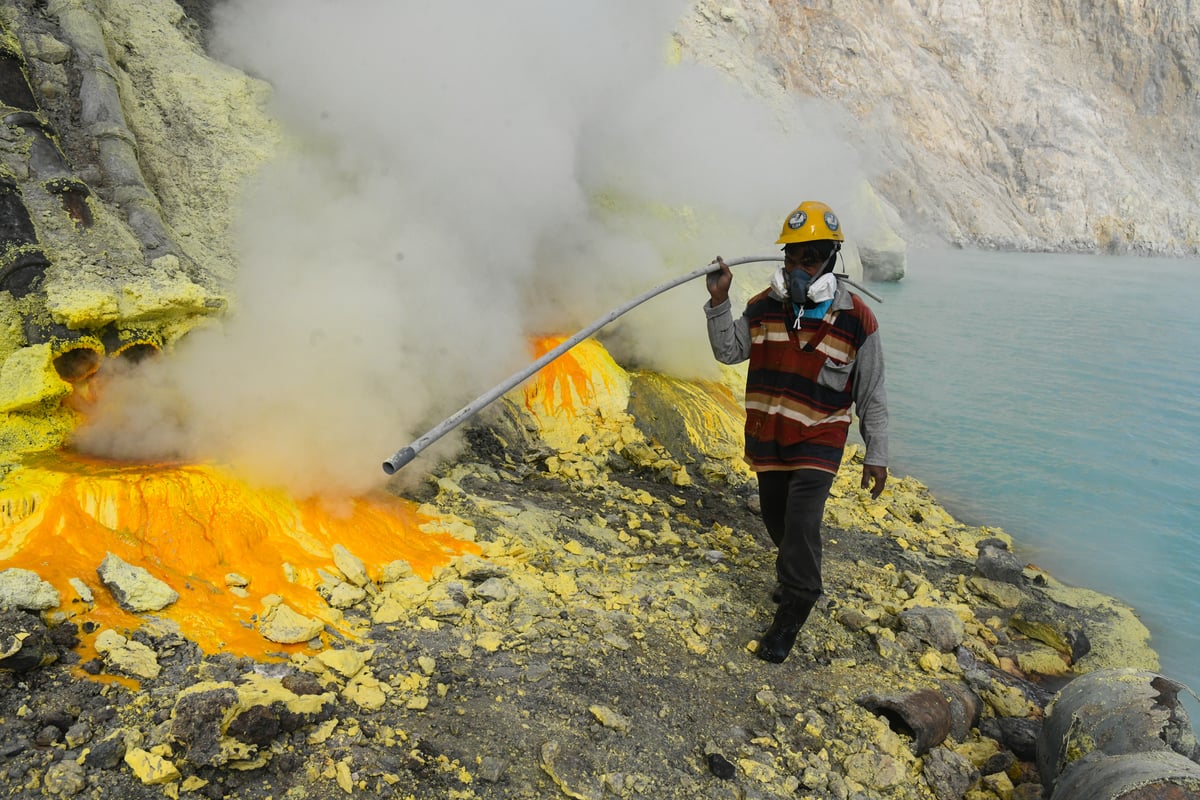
[0,429,1128,800]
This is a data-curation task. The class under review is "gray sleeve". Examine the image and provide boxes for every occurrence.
[704,298,750,365]
[852,331,889,466]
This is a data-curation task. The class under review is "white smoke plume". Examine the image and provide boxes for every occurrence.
[73,1,866,498]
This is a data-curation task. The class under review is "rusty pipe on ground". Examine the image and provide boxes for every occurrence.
[383,255,792,474]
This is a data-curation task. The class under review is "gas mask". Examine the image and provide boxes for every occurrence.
[769,268,837,304]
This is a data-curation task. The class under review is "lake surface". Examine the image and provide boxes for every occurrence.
[862,248,1200,698]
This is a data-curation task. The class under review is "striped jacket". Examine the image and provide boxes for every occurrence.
[705,280,888,473]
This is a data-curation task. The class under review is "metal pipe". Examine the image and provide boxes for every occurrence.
[382,256,883,474]
[381,255,775,473]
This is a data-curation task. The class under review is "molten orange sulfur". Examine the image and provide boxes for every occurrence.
[0,453,477,660]
[525,336,616,415]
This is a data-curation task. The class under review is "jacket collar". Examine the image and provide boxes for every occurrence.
[831,278,855,312]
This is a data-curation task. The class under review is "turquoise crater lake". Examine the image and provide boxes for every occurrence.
[859,248,1200,696]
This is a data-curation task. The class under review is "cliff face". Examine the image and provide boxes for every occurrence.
[678,0,1200,255]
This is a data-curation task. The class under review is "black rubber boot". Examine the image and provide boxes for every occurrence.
[755,595,816,663]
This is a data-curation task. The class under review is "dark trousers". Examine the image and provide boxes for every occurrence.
[757,468,835,602]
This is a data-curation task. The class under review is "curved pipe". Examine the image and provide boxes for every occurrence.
[383,255,787,474]
[383,257,883,473]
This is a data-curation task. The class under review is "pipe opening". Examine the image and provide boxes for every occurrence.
[53,347,102,383]
[876,708,915,740]
[0,251,50,298]
[0,178,39,245]
[0,51,38,111]
[45,179,94,227]
[113,342,159,364]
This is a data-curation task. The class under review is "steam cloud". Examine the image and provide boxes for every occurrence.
[74,1,866,498]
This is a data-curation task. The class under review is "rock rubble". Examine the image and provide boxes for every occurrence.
[0,420,1185,799]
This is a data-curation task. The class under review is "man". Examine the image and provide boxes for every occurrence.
[704,200,889,663]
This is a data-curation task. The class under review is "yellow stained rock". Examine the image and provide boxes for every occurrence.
[548,572,578,599]
[918,650,944,673]
[336,758,354,793]
[371,597,407,624]
[307,719,339,745]
[94,629,161,679]
[1016,648,1070,676]
[171,675,336,767]
[257,599,324,645]
[393,672,427,694]
[235,673,337,716]
[953,740,1002,769]
[124,747,181,785]
[476,631,504,653]
[737,758,778,783]
[345,672,388,711]
[588,705,632,733]
[180,776,208,792]
[315,648,372,678]
[0,345,72,413]
[332,544,370,587]
[982,684,1037,718]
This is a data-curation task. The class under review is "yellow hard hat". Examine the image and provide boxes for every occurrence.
[776,201,845,245]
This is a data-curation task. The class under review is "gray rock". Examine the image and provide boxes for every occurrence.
[966,576,1024,609]
[0,609,56,672]
[899,606,965,652]
[474,577,515,603]
[0,568,61,610]
[980,716,1041,763]
[843,751,905,789]
[540,740,602,800]
[227,703,288,747]
[82,731,127,770]
[96,553,178,613]
[680,3,1200,256]
[837,607,873,632]
[42,760,87,796]
[35,724,62,746]
[65,721,91,748]
[860,246,906,282]
[169,685,240,767]
[976,545,1024,585]
[922,747,980,800]
[1010,599,1086,657]
[456,554,508,583]
[477,755,508,783]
